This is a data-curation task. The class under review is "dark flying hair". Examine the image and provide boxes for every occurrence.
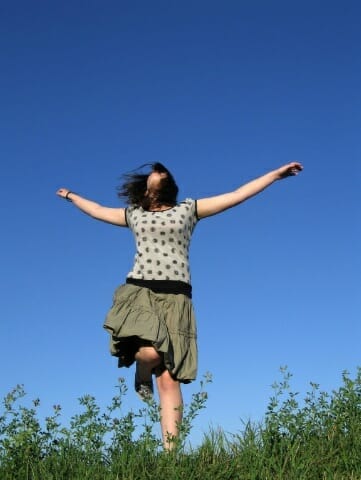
[117,162,179,208]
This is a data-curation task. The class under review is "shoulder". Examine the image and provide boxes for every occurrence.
[178,198,199,220]
[125,204,142,226]
[179,198,196,207]
[178,198,196,210]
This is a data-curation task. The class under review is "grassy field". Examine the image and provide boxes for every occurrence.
[1,368,361,479]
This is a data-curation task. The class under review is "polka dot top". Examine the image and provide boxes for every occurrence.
[125,199,199,284]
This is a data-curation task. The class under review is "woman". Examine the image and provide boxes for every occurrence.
[56,161,302,448]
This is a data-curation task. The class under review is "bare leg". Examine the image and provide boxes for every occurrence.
[156,369,183,450]
[134,346,161,382]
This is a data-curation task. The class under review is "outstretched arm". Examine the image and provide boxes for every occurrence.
[197,162,303,219]
[56,189,127,226]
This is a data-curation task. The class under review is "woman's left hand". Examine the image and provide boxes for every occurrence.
[276,162,303,179]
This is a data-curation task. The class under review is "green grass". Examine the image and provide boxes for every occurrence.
[1,368,361,479]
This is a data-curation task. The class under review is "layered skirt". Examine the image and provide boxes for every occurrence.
[103,283,198,383]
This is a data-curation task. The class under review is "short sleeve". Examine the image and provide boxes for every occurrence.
[182,198,199,232]
[125,205,139,229]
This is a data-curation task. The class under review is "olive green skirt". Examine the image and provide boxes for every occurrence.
[103,283,198,383]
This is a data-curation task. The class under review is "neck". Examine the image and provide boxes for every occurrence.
[148,205,172,211]
[147,198,172,211]
[143,191,172,211]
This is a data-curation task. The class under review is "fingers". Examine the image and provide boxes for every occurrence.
[285,162,303,176]
[277,162,303,179]
[56,188,69,198]
[289,162,303,172]
[291,164,303,175]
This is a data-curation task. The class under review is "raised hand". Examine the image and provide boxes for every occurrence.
[56,188,71,199]
[276,162,303,179]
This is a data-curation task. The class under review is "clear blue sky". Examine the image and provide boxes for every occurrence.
[1,1,360,445]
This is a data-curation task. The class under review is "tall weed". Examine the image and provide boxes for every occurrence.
[1,368,361,479]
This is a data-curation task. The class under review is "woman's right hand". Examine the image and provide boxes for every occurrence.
[56,188,127,226]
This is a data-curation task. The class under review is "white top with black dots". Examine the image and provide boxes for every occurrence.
[125,199,199,284]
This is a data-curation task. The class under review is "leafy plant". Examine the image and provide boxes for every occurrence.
[1,368,361,479]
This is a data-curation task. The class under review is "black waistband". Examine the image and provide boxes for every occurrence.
[126,278,192,298]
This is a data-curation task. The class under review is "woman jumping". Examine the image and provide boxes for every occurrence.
[56,161,302,449]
